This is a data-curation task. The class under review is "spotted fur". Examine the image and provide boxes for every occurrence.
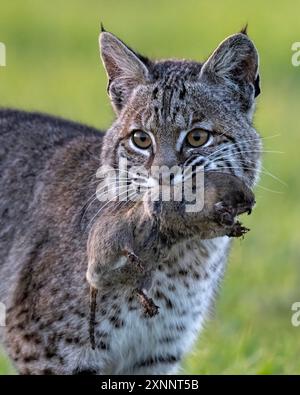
[0,27,261,374]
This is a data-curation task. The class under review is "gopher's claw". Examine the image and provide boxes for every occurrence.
[126,251,145,272]
[135,288,160,318]
[228,221,250,238]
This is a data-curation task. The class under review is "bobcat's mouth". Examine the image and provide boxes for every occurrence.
[140,170,256,243]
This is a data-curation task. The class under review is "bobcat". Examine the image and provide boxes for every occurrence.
[0,27,261,374]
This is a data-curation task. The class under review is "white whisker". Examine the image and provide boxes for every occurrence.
[86,187,137,231]
[255,184,284,194]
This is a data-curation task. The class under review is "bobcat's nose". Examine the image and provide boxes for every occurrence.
[151,146,178,168]
[149,145,181,187]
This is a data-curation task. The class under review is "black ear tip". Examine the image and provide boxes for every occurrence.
[254,74,261,98]
[240,23,248,35]
[100,22,106,33]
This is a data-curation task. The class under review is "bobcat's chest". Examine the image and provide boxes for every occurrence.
[91,236,230,374]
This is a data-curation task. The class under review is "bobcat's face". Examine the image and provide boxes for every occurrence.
[99,29,261,219]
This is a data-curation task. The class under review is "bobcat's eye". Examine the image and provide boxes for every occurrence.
[186,129,210,147]
[131,130,152,149]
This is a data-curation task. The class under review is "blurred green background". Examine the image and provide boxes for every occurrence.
[0,0,300,374]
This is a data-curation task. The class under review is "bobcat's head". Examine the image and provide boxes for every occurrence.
[99,27,261,220]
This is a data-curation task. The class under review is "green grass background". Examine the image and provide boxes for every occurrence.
[0,0,300,374]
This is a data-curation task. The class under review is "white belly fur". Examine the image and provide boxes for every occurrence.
[84,236,231,374]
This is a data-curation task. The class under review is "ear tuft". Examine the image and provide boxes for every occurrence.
[254,74,260,98]
[240,24,248,35]
[100,22,106,33]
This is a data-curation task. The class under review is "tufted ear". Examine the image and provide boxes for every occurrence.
[99,30,150,113]
[200,32,260,113]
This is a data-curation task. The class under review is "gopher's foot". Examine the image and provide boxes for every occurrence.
[135,288,160,318]
[214,202,237,226]
[125,251,145,272]
[228,221,250,238]
[213,202,250,238]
